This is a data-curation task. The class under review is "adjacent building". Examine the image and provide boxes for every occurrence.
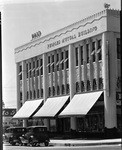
[13,9,121,137]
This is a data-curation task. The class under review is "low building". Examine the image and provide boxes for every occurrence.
[13,9,121,138]
[3,108,18,132]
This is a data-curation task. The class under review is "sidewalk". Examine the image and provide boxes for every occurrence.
[50,138,122,146]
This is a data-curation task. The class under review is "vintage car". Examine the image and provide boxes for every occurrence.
[19,126,50,146]
[5,127,27,145]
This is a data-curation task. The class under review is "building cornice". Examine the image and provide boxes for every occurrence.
[14,9,120,54]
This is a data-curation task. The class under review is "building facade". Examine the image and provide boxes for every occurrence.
[14,9,121,137]
[3,108,18,132]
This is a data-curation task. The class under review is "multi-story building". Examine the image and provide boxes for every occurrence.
[13,9,121,138]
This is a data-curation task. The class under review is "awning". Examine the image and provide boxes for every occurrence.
[13,99,43,119]
[60,91,103,117]
[33,96,69,118]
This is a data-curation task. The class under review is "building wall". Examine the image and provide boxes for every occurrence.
[14,9,120,133]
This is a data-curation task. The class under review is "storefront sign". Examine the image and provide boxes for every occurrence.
[3,109,16,117]
[47,26,97,49]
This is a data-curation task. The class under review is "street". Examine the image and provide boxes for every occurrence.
[3,143,121,150]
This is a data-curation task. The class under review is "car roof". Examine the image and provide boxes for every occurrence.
[27,126,47,128]
[7,127,26,129]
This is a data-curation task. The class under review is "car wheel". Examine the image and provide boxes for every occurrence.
[44,141,49,146]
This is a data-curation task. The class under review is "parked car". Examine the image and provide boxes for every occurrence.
[5,127,27,145]
[19,126,50,146]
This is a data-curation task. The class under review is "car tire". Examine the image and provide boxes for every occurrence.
[44,141,49,146]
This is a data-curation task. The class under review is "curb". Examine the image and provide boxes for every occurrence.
[50,141,122,147]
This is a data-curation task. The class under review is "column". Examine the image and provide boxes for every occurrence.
[95,39,99,90]
[102,32,117,137]
[78,45,81,91]
[83,41,87,91]
[28,62,30,100]
[59,50,62,95]
[54,52,57,96]
[43,53,49,130]
[69,44,77,130]
[31,59,34,99]
[16,63,20,111]
[22,61,27,127]
[39,58,42,98]
[89,40,93,91]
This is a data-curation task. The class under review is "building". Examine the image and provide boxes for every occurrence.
[13,9,121,138]
[3,108,18,132]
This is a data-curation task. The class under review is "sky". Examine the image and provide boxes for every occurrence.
[1,0,120,108]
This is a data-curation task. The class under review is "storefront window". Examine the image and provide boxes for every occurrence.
[50,119,56,132]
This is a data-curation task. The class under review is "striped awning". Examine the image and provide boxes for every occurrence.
[33,96,69,118]
[13,99,43,119]
[60,91,103,117]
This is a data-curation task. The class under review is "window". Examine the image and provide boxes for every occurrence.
[34,90,36,99]
[80,46,83,65]
[86,44,89,63]
[61,52,64,70]
[20,92,22,100]
[76,82,80,93]
[91,42,95,62]
[62,84,65,94]
[49,87,51,97]
[65,50,69,69]
[75,47,78,66]
[27,91,29,100]
[97,39,102,60]
[41,89,43,97]
[87,80,91,91]
[53,86,55,96]
[37,89,39,98]
[117,38,120,59]
[52,55,55,72]
[57,85,60,95]
[93,79,97,90]
[56,53,59,71]
[99,78,103,89]
[48,56,51,73]
[30,91,32,99]
[81,81,85,92]
[26,63,28,78]
[98,39,102,49]
[19,65,22,73]
[66,84,70,94]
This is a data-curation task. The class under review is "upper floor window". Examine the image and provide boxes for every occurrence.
[48,56,51,73]
[98,39,102,49]
[91,42,95,62]
[75,47,78,66]
[56,53,59,71]
[87,80,91,91]
[76,82,80,93]
[26,63,28,78]
[52,54,55,72]
[61,52,64,70]
[86,44,90,63]
[40,59,43,75]
[65,50,69,69]
[81,81,85,92]
[93,79,97,90]
[117,38,120,59]
[80,46,83,65]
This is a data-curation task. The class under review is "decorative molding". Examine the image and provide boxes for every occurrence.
[15,15,107,54]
